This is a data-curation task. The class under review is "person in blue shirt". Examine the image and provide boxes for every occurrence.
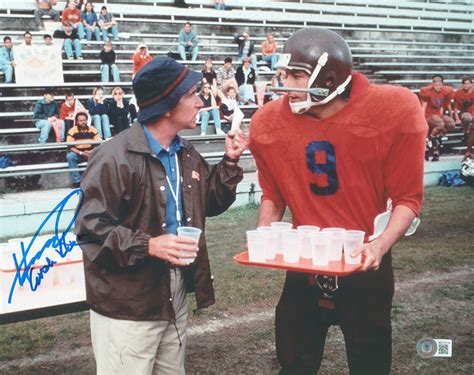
[178,21,198,61]
[87,86,111,139]
[0,36,15,83]
[33,90,64,143]
[82,1,101,41]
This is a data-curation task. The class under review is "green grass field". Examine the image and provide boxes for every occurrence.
[0,186,472,374]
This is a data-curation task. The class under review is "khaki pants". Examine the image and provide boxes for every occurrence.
[90,269,188,375]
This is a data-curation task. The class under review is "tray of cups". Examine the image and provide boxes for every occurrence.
[233,222,365,276]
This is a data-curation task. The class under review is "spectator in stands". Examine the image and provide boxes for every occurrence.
[98,6,119,42]
[214,0,226,10]
[34,0,61,30]
[453,77,474,160]
[260,33,278,70]
[235,57,256,105]
[132,43,152,77]
[221,86,239,122]
[108,87,137,134]
[33,90,62,143]
[234,31,257,70]
[60,91,87,137]
[43,34,53,46]
[420,74,455,161]
[270,68,286,100]
[66,112,100,188]
[0,36,15,84]
[178,22,199,62]
[199,83,224,136]
[87,87,111,139]
[62,0,85,39]
[201,58,218,96]
[99,41,120,82]
[216,57,238,96]
[22,31,33,46]
[82,1,101,41]
[54,22,82,60]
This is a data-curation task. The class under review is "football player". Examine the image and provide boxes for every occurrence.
[419,75,455,161]
[452,77,473,160]
[248,27,427,374]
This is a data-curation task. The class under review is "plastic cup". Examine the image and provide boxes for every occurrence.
[297,225,320,259]
[322,228,345,261]
[246,230,267,262]
[270,222,293,254]
[177,226,201,264]
[257,226,278,260]
[343,230,365,265]
[281,229,301,263]
[310,231,331,266]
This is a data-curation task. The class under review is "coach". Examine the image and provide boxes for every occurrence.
[75,57,246,374]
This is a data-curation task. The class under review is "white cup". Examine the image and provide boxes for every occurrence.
[257,226,278,260]
[281,229,301,263]
[322,227,345,261]
[311,231,331,266]
[246,230,267,262]
[343,230,365,265]
[177,226,201,264]
[297,225,320,259]
[270,222,293,254]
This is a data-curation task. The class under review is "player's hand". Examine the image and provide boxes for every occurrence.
[351,239,389,272]
[148,234,199,266]
[224,129,247,160]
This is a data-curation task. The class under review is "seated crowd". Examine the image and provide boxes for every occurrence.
[1,2,472,187]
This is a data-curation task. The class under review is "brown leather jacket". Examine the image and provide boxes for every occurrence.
[75,123,243,321]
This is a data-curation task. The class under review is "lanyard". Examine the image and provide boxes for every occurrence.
[165,153,181,225]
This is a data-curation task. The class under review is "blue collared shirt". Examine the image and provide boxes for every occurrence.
[143,124,184,235]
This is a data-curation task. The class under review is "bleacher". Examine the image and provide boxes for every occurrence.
[0,0,473,192]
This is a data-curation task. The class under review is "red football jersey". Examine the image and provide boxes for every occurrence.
[453,89,474,116]
[419,85,453,119]
[248,74,427,235]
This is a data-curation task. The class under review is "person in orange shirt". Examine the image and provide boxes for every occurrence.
[132,43,152,77]
[453,77,474,159]
[260,33,278,70]
[61,0,85,39]
[419,75,455,161]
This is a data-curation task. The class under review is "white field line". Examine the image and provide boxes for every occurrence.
[1,267,472,370]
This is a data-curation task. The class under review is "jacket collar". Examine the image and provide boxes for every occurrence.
[126,122,192,154]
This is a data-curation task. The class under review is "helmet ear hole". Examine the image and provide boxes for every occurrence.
[325,77,334,88]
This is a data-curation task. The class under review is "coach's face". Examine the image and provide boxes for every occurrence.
[285,69,310,104]
[167,86,203,131]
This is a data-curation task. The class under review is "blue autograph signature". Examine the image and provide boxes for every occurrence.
[7,188,85,304]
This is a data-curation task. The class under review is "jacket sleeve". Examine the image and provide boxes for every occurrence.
[248,42,254,56]
[0,48,11,65]
[178,30,186,46]
[235,68,244,86]
[129,101,138,122]
[198,152,243,217]
[75,148,151,268]
[32,101,44,121]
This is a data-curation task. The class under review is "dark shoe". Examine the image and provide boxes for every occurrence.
[431,154,440,162]
[71,182,80,189]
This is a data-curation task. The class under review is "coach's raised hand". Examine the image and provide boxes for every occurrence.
[224,129,247,163]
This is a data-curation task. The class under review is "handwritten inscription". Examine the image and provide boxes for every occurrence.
[7,189,85,304]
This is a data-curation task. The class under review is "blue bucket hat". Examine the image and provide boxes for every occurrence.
[132,56,203,123]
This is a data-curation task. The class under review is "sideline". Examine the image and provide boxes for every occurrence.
[1,267,472,370]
